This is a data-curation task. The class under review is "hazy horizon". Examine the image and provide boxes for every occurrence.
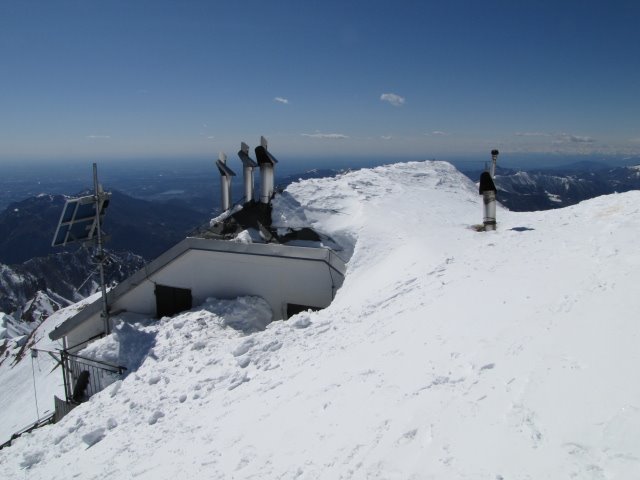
[0,151,637,172]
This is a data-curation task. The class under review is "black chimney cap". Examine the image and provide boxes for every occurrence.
[216,159,236,177]
[491,149,499,156]
[479,171,497,194]
[255,146,279,166]
[238,149,258,168]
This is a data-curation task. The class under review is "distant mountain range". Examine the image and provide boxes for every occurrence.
[463,164,640,211]
[0,190,207,264]
[0,249,145,322]
[0,189,206,328]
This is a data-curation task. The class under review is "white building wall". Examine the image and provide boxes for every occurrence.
[57,240,345,352]
[112,248,337,320]
[66,314,105,351]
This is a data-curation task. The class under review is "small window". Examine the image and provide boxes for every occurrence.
[286,303,321,319]
[155,285,192,318]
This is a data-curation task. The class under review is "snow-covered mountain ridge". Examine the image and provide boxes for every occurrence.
[0,249,145,317]
[485,164,640,211]
[1,161,639,479]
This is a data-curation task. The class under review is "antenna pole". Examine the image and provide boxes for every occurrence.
[93,163,110,335]
[490,149,499,178]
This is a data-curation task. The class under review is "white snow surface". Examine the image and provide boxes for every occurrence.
[0,296,100,441]
[0,312,32,341]
[2,161,640,479]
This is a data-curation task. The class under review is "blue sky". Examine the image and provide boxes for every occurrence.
[1,0,639,163]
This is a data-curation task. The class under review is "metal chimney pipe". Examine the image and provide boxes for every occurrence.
[238,142,258,203]
[260,165,273,204]
[215,152,236,211]
[490,149,499,178]
[479,171,497,231]
[254,136,279,205]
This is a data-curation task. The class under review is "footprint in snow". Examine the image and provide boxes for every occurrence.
[232,338,256,357]
[82,427,106,447]
[396,428,418,445]
[291,316,311,329]
[148,410,165,425]
[236,356,251,368]
[20,451,44,469]
[228,372,250,390]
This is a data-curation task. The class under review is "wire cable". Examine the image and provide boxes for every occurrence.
[31,353,40,422]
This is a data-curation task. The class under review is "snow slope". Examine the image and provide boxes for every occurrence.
[0,296,100,441]
[1,161,639,479]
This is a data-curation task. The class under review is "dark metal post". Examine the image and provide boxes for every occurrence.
[93,163,110,335]
[60,350,71,403]
[215,152,237,212]
[238,142,257,203]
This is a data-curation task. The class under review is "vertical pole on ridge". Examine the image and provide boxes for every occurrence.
[490,149,499,178]
[93,163,110,335]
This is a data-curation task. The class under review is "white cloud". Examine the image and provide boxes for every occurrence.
[380,93,405,107]
[515,132,550,137]
[554,133,595,144]
[423,131,449,136]
[274,97,289,105]
[380,135,392,140]
[301,131,349,139]
[514,131,594,144]
[86,135,111,139]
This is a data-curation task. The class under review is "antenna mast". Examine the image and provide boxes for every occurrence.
[51,164,113,336]
[93,163,110,335]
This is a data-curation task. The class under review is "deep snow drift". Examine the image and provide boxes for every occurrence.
[1,161,639,479]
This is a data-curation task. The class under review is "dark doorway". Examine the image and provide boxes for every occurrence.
[155,284,192,318]
[286,303,321,319]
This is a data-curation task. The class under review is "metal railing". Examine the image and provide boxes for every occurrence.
[61,350,126,404]
[0,413,55,450]
[54,395,77,423]
[0,351,127,450]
